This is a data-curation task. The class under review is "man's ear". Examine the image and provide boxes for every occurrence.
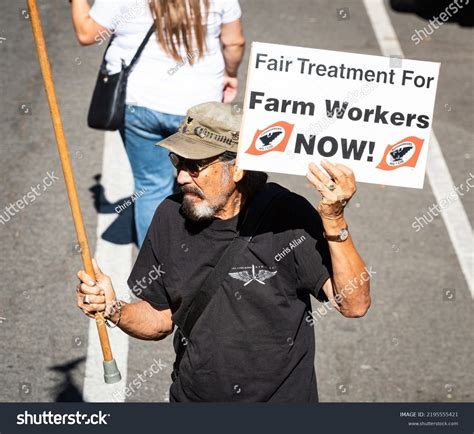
[232,165,245,183]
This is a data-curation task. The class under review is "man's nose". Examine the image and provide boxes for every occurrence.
[177,169,193,185]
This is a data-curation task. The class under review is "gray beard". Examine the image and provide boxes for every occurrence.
[181,195,224,222]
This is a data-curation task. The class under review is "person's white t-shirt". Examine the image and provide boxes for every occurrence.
[89,0,241,116]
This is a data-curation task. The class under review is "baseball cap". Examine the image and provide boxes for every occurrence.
[157,102,241,159]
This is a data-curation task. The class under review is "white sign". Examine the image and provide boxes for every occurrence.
[237,42,441,189]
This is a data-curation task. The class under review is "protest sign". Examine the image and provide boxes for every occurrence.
[237,42,441,188]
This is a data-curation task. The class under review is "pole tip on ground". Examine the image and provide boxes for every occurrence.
[103,359,122,384]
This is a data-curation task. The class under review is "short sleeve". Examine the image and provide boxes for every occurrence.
[292,197,332,302]
[89,0,121,30]
[220,0,242,23]
[127,218,170,310]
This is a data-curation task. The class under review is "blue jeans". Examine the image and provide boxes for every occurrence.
[120,105,185,247]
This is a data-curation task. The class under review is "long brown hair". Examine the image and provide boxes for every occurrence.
[149,0,210,64]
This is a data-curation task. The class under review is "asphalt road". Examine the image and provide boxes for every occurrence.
[0,0,472,403]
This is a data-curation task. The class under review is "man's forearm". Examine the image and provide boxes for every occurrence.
[109,300,173,341]
[322,216,371,317]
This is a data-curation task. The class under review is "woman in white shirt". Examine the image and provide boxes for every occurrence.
[71,0,245,246]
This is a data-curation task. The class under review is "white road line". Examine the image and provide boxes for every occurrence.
[363,0,474,297]
[83,131,134,401]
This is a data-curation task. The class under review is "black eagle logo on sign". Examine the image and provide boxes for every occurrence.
[390,145,412,163]
[228,265,277,286]
[259,131,282,146]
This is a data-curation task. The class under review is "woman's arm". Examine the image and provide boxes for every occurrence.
[220,19,245,78]
[70,0,108,46]
[220,19,245,103]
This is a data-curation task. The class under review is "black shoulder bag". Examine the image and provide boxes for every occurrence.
[87,24,155,131]
[171,183,289,382]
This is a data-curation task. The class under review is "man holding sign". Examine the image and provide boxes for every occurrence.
[76,102,370,402]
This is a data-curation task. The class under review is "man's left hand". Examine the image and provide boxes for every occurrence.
[306,159,356,219]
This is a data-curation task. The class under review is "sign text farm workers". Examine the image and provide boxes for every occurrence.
[236,42,441,189]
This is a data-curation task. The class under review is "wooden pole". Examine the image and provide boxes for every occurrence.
[27,0,120,383]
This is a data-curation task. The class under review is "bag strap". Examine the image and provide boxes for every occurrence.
[99,24,155,73]
[176,183,288,339]
[126,24,155,72]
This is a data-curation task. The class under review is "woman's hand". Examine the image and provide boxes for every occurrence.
[223,74,238,103]
[306,159,356,219]
[76,259,116,319]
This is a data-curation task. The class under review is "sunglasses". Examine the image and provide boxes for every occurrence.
[168,152,221,177]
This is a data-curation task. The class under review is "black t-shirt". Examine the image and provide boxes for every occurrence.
[127,183,332,402]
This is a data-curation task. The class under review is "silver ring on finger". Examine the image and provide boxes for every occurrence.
[83,295,90,305]
[326,182,336,191]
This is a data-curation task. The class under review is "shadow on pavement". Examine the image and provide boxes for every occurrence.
[89,174,137,246]
[49,357,86,402]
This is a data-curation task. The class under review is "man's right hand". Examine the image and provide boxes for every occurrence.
[76,259,116,319]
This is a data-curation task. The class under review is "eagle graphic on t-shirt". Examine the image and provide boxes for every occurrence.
[229,265,277,286]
